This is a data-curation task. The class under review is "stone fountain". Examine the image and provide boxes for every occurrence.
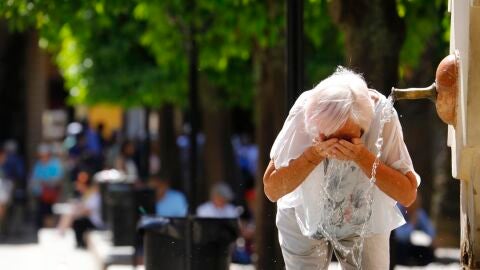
[390,1,480,268]
[391,53,459,126]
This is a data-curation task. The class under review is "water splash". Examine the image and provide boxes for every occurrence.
[309,95,396,269]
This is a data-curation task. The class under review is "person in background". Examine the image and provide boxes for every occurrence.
[196,182,238,218]
[0,148,13,238]
[3,140,25,192]
[115,141,139,181]
[104,130,122,169]
[31,143,63,229]
[394,195,436,266]
[63,122,83,155]
[3,140,26,236]
[232,188,256,264]
[96,123,107,151]
[82,120,102,158]
[149,142,161,175]
[57,169,103,248]
[50,141,71,199]
[68,133,89,160]
[69,129,102,174]
[149,173,187,217]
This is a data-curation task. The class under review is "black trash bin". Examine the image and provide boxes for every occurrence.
[107,182,136,246]
[139,216,239,270]
[94,169,130,228]
[98,181,109,225]
[95,170,155,246]
[108,184,156,246]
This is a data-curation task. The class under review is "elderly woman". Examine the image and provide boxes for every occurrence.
[263,68,419,269]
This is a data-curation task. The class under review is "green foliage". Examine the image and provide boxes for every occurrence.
[0,0,275,109]
[0,0,185,107]
[0,0,451,108]
[135,0,290,109]
[304,0,345,88]
[396,0,450,81]
[194,1,279,109]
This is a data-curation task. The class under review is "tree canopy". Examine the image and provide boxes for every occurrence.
[0,1,170,107]
[0,0,449,106]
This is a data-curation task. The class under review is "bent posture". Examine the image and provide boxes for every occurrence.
[264,67,419,269]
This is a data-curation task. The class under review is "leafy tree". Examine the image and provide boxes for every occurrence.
[304,0,345,87]
[0,0,180,107]
[396,0,450,83]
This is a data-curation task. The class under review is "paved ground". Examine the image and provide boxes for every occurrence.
[0,228,99,270]
[0,243,98,270]
[0,226,460,270]
[0,242,460,270]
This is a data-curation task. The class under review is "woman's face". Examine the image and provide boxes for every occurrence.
[326,118,363,142]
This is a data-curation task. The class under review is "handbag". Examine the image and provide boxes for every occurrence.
[40,185,60,204]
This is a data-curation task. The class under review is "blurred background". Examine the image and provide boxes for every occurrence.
[0,0,460,269]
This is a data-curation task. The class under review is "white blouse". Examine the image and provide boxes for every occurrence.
[271,89,420,239]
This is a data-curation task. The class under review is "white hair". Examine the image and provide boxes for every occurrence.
[304,67,375,137]
[211,182,234,202]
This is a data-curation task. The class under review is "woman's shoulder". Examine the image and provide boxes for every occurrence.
[368,89,396,115]
[368,89,387,105]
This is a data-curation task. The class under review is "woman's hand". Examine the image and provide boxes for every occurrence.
[306,134,339,162]
[328,138,417,207]
[330,138,368,162]
[263,135,339,202]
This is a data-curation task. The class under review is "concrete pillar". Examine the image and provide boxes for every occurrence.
[449,1,480,268]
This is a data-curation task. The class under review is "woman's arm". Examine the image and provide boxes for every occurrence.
[355,147,417,206]
[263,138,338,202]
[333,138,417,206]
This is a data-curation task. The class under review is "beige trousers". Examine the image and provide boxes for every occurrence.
[277,208,390,270]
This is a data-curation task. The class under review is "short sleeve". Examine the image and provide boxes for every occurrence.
[381,109,421,187]
[270,91,315,208]
[270,91,313,169]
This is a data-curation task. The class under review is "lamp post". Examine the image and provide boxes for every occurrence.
[187,2,199,217]
[187,2,198,269]
[286,0,304,109]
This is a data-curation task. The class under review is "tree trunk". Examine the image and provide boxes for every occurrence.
[201,90,239,204]
[25,31,48,169]
[0,21,27,159]
[329,0,405,94]
[158,104,182,189]
[254,45,286,270]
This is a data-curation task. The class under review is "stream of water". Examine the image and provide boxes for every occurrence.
[310,95,396,269]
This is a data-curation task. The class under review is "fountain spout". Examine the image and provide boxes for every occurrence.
[391,83,437,102]
[390,54,459,126]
